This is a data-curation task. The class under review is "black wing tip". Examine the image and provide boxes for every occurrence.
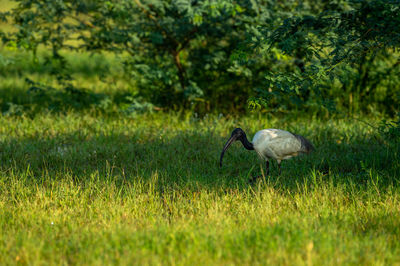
[293,133,315,153]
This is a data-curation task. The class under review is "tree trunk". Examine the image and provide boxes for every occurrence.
[172,50,186,90]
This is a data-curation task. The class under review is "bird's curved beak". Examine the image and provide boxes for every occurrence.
[219,134,237,167]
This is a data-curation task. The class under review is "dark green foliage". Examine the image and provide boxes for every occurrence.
[248,0,400,114]
[26,78,113,112]
[0,0,399,114]
[1,0,282,111]
[379,112,400,142]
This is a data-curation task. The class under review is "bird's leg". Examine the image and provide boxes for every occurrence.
[249,175,258,184]
[277,160,281,175]
[249,161,270,184]
[249,164,263,184]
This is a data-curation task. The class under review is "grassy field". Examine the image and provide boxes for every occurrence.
[1,2,400,262]
[0,110,399,265]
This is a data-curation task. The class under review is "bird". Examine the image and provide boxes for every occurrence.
[219,128,315,182]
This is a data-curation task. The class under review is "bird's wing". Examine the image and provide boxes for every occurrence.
[267,134,302,158]
[253,129,302,159]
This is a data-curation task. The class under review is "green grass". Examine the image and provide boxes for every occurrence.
[0,111,399,265]
[1,14,400,263]
[0,48,134,115]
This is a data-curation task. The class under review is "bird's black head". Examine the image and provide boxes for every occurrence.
[231,128,245,138]
[219,128,246,167]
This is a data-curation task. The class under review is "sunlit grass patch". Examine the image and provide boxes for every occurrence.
[0,112,399,264]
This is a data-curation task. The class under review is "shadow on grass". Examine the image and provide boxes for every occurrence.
[0,51,132,115]
[0,51,115,78]
[0,83,137,116]
[1,130,398,193]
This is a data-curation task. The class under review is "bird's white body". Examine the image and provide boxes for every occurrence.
[219,127,313,178]
[252,129,303,163]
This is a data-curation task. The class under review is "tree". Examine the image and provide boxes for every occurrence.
[1,0,399,114]
[247,0,400,114]
[0,0,297,111]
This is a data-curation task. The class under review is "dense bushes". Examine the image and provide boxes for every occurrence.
[0,0,399,115]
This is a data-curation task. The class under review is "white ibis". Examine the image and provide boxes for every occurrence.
[219,128,314,181]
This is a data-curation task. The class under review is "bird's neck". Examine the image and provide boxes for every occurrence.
[239,135,254,150]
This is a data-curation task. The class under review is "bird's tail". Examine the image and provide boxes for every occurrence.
[294,134,315,153]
